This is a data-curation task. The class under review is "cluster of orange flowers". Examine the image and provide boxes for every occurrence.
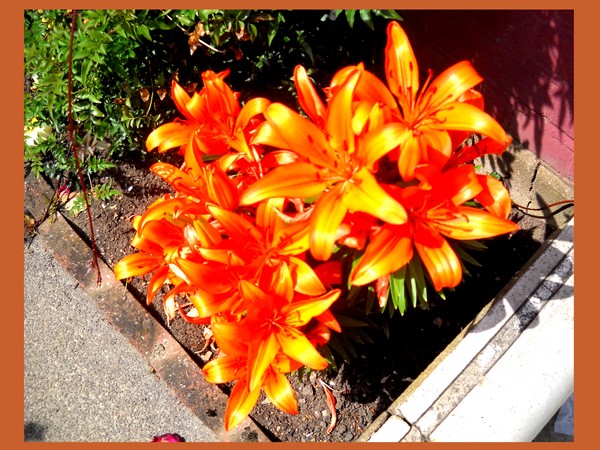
[114,21,518,430]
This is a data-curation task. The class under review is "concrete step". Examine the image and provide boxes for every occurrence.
[359,217,574,442]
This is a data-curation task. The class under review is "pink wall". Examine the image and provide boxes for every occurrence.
[399,10,574,182]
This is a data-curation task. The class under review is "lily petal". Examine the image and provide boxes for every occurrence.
[262,103,333,167]
[235,97,271,130]
[325,68,360,155]
[413,225,462,291]
[240,162,331,206]
[224,376,262,431]
[350,224,414,286]
[434,102,508,145]
[294,65,326,127]
[146,265,170,305]
[475,174,513,219]
[263,367,298,415]
[436,206,520,240]
[276,326,328,370]
[248,332,280,392]
[343,167,407,225]
[309,187,348,261]
[358,122,406,169]
[202,355,247,384]
[146,122,196,153]
[385,21,420,110]
[427,60,483,107]
[288,256,326,296]
[282,289,341,327]
[113,253,163,279]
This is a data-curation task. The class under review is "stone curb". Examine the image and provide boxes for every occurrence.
[24,172,271,443]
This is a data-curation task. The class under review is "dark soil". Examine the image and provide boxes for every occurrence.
[66,151,555,442]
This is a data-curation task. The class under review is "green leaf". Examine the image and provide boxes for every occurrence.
[344,10,356,28]
[334,314,369,328]
[389,265,408,316]
[137,24,152,41]
[359,10,374,30]
[376,10,404,21]
[80,58,92,85]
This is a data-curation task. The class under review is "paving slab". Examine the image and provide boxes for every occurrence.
[24,236,219,442]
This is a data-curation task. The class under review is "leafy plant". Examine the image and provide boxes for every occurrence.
[113,17,519,431]
[24,10,182,203]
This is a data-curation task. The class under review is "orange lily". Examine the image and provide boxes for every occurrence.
[381,21,511,181]
[241,68,408,261]
[146,69,270,160]
[202,332,302,431]
[211,280,340,393]
[444,136,515,219]
[350,164,519,291]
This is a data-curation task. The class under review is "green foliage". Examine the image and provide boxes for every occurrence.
[24,9,183,190]
[327,9,403,30]
[24,9,403,214]
[65,180,122,217]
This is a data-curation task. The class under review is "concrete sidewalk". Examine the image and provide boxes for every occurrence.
[24,236,219,442]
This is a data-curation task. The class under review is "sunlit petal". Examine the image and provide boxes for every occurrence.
[207,204,263,243]
[427,60,483,107]
[294,65,326,127]
[325,68,360,155]
[343,168,407,225]
[189,288,239,318]
[250,121,292,150]
[276,327,328,370]
[171,258,236,294]
[224,376,262,431]
[413,225,462,291]
[475,174,513,219]
[240,162,331,207]
[358,123,406,169]
[205,164,240,210]
[202,355,247,384]
[146,122,195,153]
[437,206,520,239]
[235,97,271,130]
[268,261,294,301]
[397,130,426,181]
[170,80,195,121]
[248,332,280,392]
[263,367,298,415]
[150,162,203,199]
[350,223,414,286]
[288,256,326,296]
[273,220,311,255]
[434,102,508,145]
[146,265,170,305]
[262,103,333,167]
[385,21,420,109]
[309,187,347,261]
[282,289,341,327]
[113,252,163,279]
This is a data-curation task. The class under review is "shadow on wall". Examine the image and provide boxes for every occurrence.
[398,10,574,178]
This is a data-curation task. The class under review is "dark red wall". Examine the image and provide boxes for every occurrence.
[399,10,574,181]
